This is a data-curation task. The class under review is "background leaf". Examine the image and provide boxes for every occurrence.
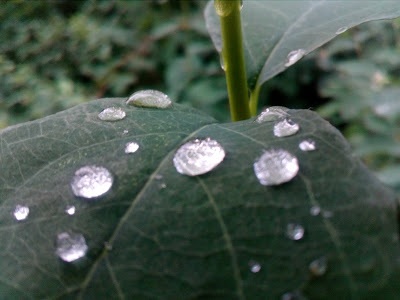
[0,98,398,299]
[205,0,400,90]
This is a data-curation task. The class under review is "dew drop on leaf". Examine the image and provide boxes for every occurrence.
[97,107,126,121]
[253,149,299,186]
[70,165,113,199]
[284,49,306,67]
[173,138,226,176]
[274,119,300,137]
[256,106,289,123]
[310,206,321,216]
[14,205,29,221]
[335,26,348,35]
[123,129,129,135]
[125,142,139,154]
[286,223,305,241]
[299,139,316,151]
[55,232,88,262]
[309,256,328,276]
[249,261,261,273]
[126,90,172,109]
[65,205,76,215]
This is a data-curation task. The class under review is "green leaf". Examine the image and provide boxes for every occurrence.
[0,98,398,299]
[205,0,400,90]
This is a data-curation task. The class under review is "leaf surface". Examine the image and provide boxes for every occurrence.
[0,98,398,299]
[205,0,400,90]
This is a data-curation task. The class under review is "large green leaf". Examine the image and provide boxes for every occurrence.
[205,1,400,90]
[0,98,398,299]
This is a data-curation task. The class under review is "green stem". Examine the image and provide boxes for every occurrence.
[215,0,250,121]
[249,84,261,116]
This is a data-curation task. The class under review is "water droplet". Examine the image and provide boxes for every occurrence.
[249,261,261,273]
[240,0,243,10]
[309,256,328,276]
[125,142,139,154]
[256,106,289,123]
[14,205,29,221]
[286,223,304,241]
[98,107,126,121]
[281,291,308,300]
[126,90,171,109]
[274,119,300,137]
[253,149,299,186]
[335,26,348,35]
[214,0,234,17]
[220,52,226,71]
[104,242,113,251]
[71,165,113,199]
[123,129,129,135]
[154,174,163,180]
[55,232,88,262]
[284,49,306,67]
[159,183,167,189]
[310,206,321,216]
[173,138,226,176]
[299,139,316,151]
[65,205,76,215]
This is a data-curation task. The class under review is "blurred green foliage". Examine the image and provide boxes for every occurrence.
[0,1,399,191]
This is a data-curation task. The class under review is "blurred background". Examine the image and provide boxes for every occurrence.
[0,0,399,193]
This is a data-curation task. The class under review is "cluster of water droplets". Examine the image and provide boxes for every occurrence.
[70,165,113,199]
[55,232,88,262]
[126,90,171,109]
[173,138,226,176]
[98,107,126,121]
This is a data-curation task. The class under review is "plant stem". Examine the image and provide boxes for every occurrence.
[215,0,250,121]
[249,84,261,116]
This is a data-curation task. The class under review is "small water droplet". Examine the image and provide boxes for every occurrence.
[310,206,320,216]
[123,129,129,135]
[220,52,226,71]
[256,106,289,123]
[322,210,333,218]
[126,90,171,109]
[274,119,300,137]
[249,261,261,273]
[335,26,348,35]
[55,232,88,262]
[309,256,328,276]
[98,107,126,121]
[173,138,226,176]
[154,174,163,180]
[240,0,243,10]
[65,205,76,215]
[281,291,308,300]
[286,223,304,241]
[125,142,139,154]
[253,149,299,186]
[71,165,113,199]
[285,49,306,67]
[299,139,316,151]
[104,242,113,251]
[159,183,167,189]
[14,205,29,221]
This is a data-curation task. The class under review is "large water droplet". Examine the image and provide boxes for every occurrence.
[71,165,113,199]
[14,205,29,221]
[253,149,299,186]
[65,205,76,215]
[249,261,261,273]
[55,232,88,262]
[285,49,306,67]
[309,256,328,276]
[299,139,316,151]
[98,107,126,121]
[286,223,305,241]
[274,119,300,137]
[256,106,289,123]
[335,26,348,35]
[125,142,139,154]
[173,138,226,176]
[310,206,321,216]
[126,90,171,109]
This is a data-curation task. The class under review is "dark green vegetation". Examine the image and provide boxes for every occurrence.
[1,1,400,299]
